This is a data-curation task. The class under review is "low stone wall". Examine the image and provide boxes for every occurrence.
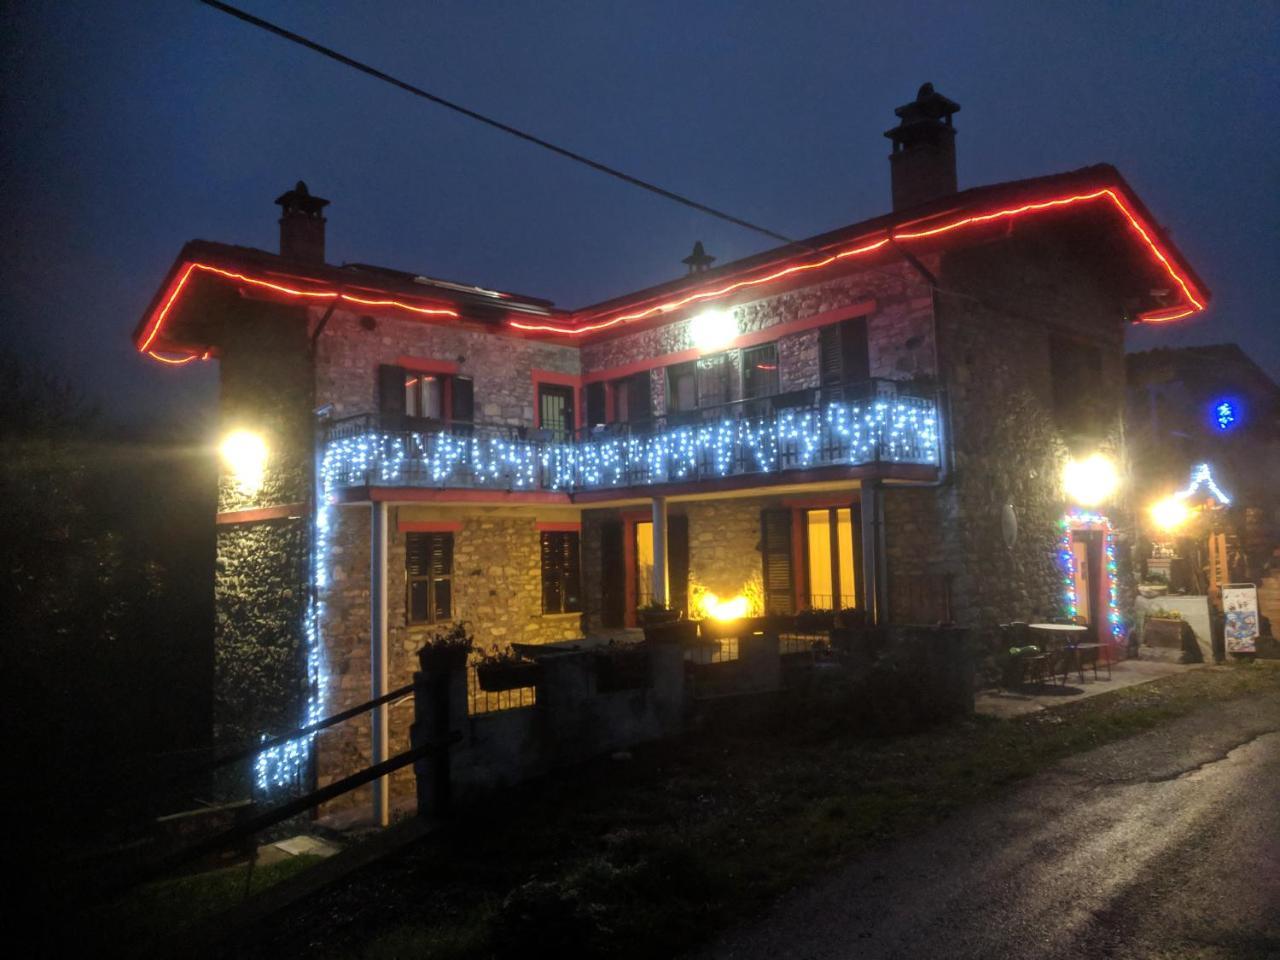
[410,627,970,812]
[412,643,688,810]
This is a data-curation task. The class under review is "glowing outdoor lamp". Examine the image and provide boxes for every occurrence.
[699,592,750,621]
[220,428,269,495]
[1149,495,1193,534]
[1063,453,1119,507]
[689,308,737,353]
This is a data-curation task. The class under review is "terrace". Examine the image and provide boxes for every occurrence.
[320,379,942,498]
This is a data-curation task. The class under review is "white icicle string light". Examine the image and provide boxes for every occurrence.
[319,398,938,494]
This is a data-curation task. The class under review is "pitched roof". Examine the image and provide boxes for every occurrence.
[135,163,1208,362]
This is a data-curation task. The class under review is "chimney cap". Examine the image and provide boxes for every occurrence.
[885,83,961,142]
[682,240,716,274]
[275,180,330,217]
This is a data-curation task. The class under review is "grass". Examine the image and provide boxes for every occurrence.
[235,661,1279,960]
[84,852,324,949]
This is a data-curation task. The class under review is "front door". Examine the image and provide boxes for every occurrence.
[1070,529,1105,641]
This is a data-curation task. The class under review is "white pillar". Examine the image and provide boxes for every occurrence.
[651,496,669,608]
[860,482,885,625]
[370,500,390,827]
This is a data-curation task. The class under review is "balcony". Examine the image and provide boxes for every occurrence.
[320,380,942,497]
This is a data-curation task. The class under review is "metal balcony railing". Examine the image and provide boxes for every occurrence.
[320,379,941,495]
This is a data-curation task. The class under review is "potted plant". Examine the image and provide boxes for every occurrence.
[593,640,651,692]
[473,644,542,692]
[418,621,474,673]
[638,602,681,628]
[643,617,698,645]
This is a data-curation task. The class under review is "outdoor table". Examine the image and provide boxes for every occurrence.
[1028,623,1095,682]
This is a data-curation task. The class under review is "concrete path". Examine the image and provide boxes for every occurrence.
[702,693,1280,959]
[976,657,1198,719]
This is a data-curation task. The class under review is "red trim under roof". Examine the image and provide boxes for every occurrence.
[135,167,1208,362]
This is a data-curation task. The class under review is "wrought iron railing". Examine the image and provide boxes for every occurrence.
[320,379,941,494]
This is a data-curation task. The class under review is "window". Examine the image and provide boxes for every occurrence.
[405,374,444,419]
[818,317,870,387]
[541,531,582,614]
[743,343,779,399]
[406,532,453,624]
[804,507,857,610]
[537,383,575,441]
[613,372,652,425]
[697,354,730,407]
[667,361,697,413]
[667,354,730,413]
[379,364,473,429]
[1049,335,1103,434]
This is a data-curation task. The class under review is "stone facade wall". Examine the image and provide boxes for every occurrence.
[579,260,938,415]
[314,307,579,427]
[683,497,772,615]
[212,302,314,773]
[881,228,1133,635]
[315,504,585,808]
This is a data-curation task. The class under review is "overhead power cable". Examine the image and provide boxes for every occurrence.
[197,0,801,247]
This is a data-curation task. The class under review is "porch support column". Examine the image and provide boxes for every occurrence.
[370,500,390,827]
[651,496,669,609]
[861,481,887,625]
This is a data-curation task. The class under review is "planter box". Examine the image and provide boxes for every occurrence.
[475,661,541,692]
[418,645,471,674]
[1143,617,1187,650]
[639,609,681,628]
[643,619,698,645]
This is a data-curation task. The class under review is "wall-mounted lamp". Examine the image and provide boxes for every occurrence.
[220,428,269,495]
[689,308,737,353]
[1063,453,1119,507]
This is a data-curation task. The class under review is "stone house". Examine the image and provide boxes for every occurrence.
[132,85,1208,810]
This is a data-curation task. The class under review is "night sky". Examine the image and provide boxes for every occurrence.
[2,1,1276,428]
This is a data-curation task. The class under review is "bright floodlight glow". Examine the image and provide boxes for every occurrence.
[220,429,268,494]
[699,592,750,621]
[1149,495,1193,534]
[689,309,737,352]
[1063,453,1119,507]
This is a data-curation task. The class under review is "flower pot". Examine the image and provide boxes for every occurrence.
[643,619,698,645]
[418,645,470,674]
[475,660,541,692]
[639,608,681,628]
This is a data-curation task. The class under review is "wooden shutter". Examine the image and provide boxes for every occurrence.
[562,532,582,612]
[600,520,625,627]
[378,364,407,429]
[626,372,651,423]
[668,514,689,619]
[451,376,474,424]
[760,509,794,615]
[586,381,607,428]
[840,317,870,383]
[818,325,843,386]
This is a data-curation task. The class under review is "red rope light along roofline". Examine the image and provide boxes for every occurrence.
[137,261,460,356]
[511,187,1205,336]
[139,185,1205,362]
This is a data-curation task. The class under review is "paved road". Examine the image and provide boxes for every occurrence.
[705,695,1280,960]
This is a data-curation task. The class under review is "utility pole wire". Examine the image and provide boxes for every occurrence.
[197,0,802,248]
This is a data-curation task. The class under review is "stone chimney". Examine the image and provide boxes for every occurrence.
[274,181,329,263]
[884,84,960,211]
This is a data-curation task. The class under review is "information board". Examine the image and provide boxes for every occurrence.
[1222,583,1259,655]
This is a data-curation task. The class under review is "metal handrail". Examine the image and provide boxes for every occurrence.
[322,378,941,493]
